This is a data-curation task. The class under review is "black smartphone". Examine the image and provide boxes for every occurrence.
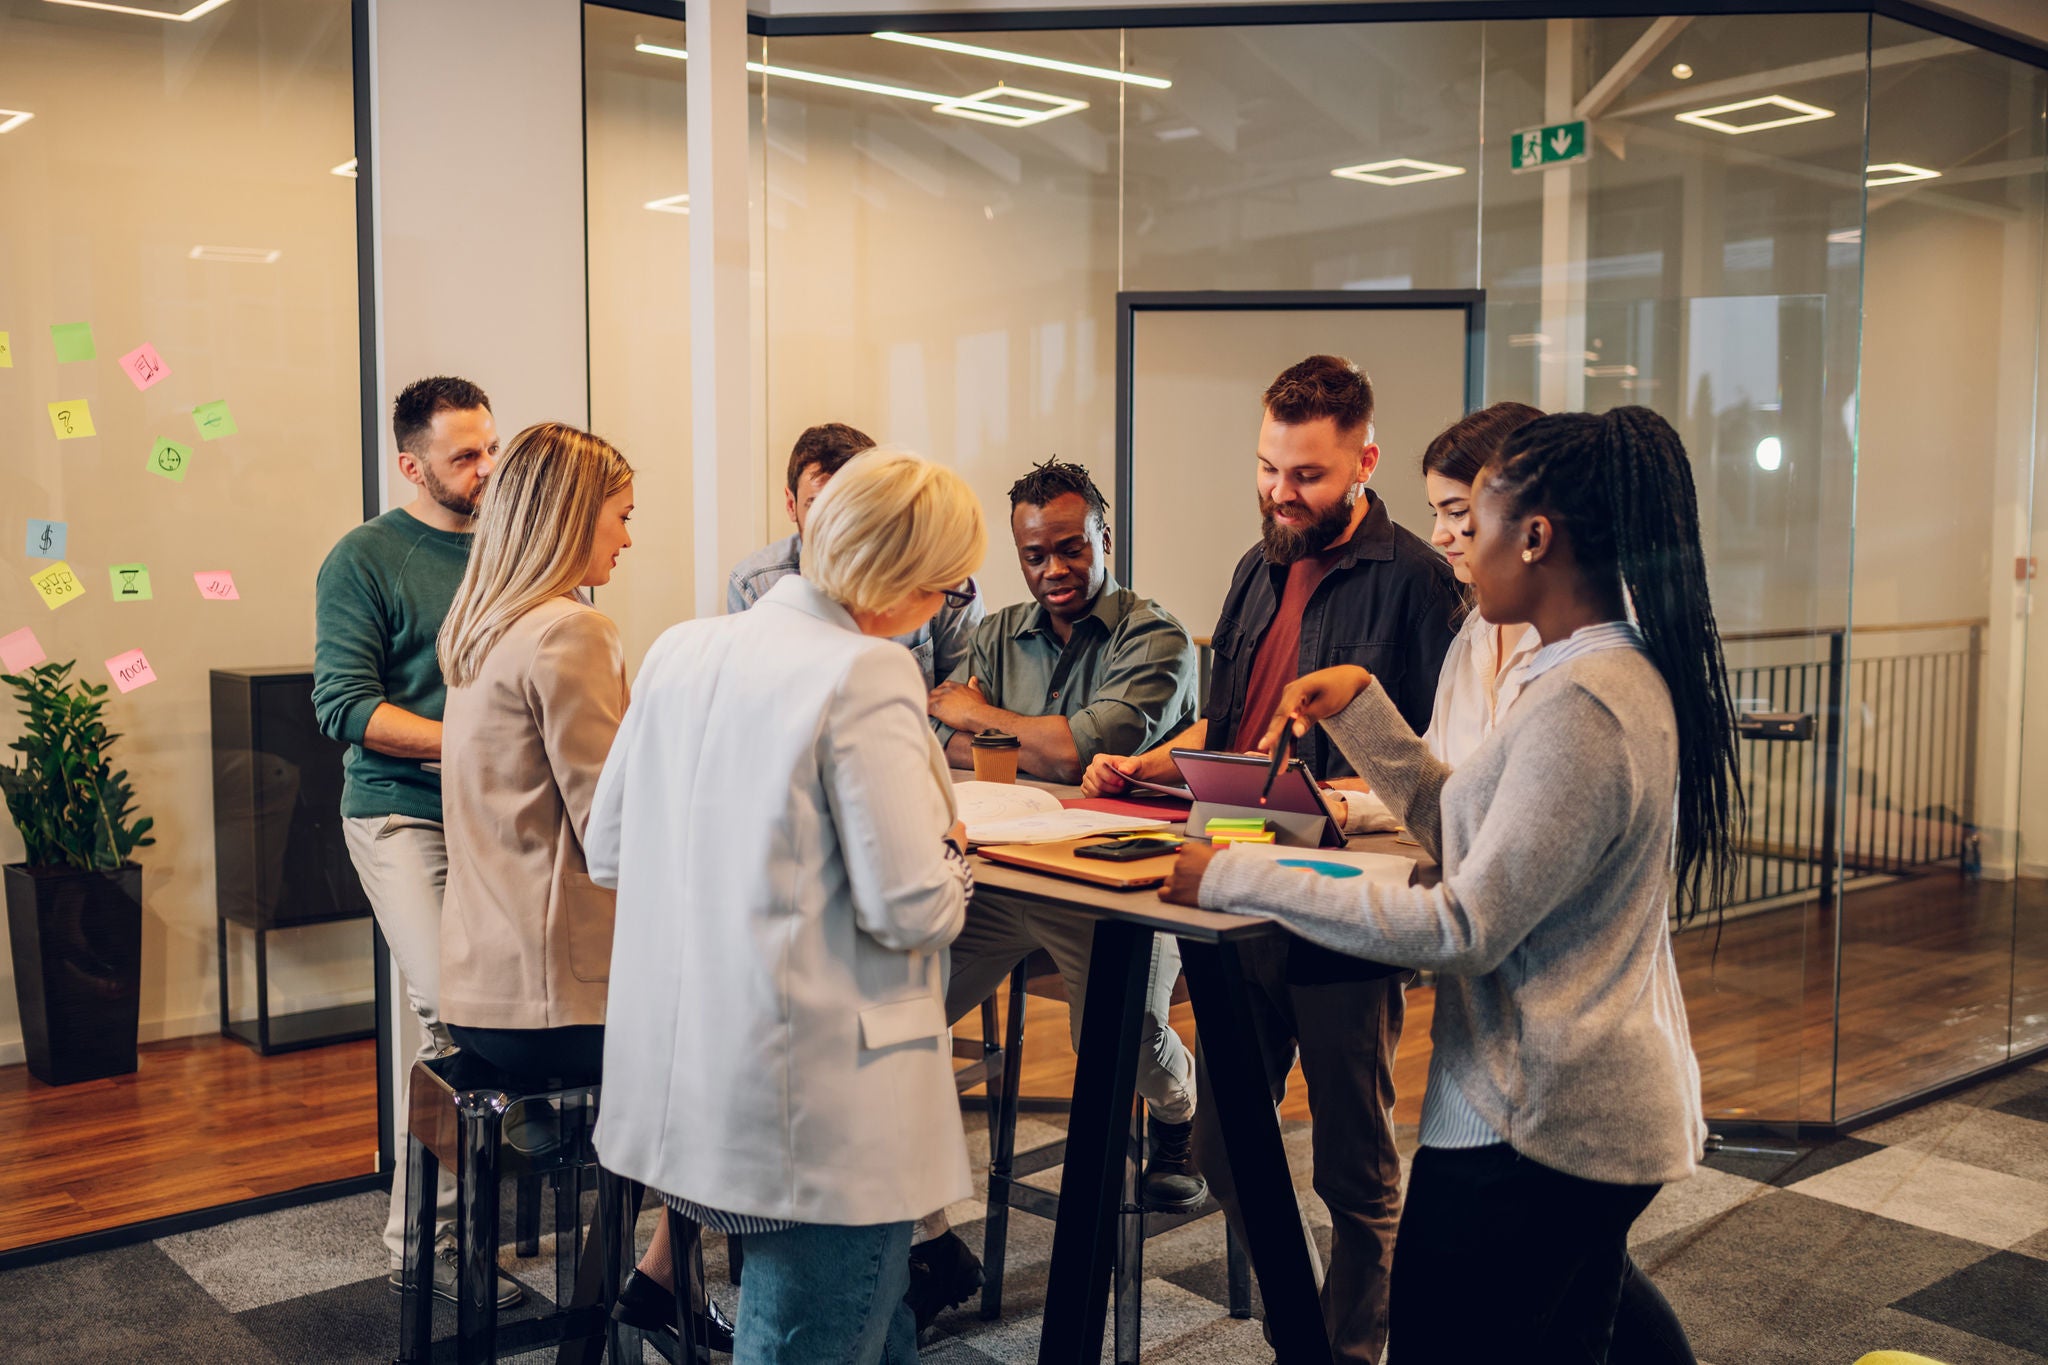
[1073,836,1183,862]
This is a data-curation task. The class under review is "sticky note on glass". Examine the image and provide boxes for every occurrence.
[0,332,12,368]
[49,402,95,439]
[119,343,171,391]
[148,437,192,482]
[192,400,237,440]
[109,564,154,601]
[30,563,86,611]
[194,570,240,601]
[106,649,158,694]
[50,323,95,363]
[0,627,45,674]
[25,519,66,560]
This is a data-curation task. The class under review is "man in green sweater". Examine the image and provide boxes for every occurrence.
[312,375,519,1307]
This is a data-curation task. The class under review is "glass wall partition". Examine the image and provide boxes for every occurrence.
[0,0,370,1252]
[592,4,2048,1132]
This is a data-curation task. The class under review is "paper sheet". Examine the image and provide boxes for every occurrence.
[30,563,86,611]
[119,342,171,391]
[953,780,1063,826]
[110,564,153,601]
[0,332,12,368]
[50,322,94,363]
[48,401,94,439]
[106,649,157,694]
[148,437,192,482]
[194,570,240,601]
[192,400,237,440]
[24,519,65,560]
[0,627,45,674]
[970,809,1171,847]
[1214,843,1417,884]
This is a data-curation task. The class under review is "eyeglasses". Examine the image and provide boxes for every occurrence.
[940,580,978,609]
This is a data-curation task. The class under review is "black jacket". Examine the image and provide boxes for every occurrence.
[1201,492,1461,983]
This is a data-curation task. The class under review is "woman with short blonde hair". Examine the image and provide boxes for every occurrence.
[592,448,985,1363]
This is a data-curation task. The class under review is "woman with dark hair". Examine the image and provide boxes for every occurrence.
[1165,406,1737,1361]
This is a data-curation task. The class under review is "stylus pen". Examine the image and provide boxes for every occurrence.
[1259,721,1297,804]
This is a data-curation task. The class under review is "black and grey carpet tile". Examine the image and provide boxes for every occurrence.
[4,1060,2048,1363]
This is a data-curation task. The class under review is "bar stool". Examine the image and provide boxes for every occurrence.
[973,955,1253,1364]
[396,1050,633,1365]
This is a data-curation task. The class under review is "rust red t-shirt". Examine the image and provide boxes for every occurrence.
[1230,546,1342,752]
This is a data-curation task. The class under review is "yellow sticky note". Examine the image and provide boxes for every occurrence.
[48,401,95,439]
[30,562,87,611]
[0,332,12,368]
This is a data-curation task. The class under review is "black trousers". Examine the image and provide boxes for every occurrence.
[446,1023,606,1088]
[1390,1144,1669,1364]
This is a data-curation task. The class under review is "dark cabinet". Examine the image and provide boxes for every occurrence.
[210,667,375,1053]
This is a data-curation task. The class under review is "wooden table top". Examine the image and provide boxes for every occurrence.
[962,778,1431,945]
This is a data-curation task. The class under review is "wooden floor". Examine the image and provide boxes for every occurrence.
[1,867,2041,1254]
[0,1033,377,1254]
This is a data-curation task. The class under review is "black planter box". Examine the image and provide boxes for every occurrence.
[3,863,144,1086]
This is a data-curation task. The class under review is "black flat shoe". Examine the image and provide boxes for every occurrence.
[905,1229,984,1333]
[611,1269,736,1353]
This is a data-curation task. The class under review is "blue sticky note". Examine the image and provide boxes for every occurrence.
[25,519,66,561]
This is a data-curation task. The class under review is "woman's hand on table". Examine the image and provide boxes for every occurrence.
[1161,840,1223,907]
[1255,666,1376,754]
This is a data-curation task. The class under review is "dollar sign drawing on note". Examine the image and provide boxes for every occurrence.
[37,526,52,554]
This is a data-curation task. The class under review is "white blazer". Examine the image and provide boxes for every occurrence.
[587,575,973,1227]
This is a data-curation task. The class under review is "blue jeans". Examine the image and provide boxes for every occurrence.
[736,1219,918,1364]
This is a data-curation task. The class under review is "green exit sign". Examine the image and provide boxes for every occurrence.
[1512,120,1589,171]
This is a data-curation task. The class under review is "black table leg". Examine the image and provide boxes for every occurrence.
[1037,919,1151,1365]
[454,1094,503,1365]
[398,1135,439,1363]
[1181,938,1333,1365]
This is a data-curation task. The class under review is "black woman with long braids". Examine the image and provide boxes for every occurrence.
[1163,406,1739,1361]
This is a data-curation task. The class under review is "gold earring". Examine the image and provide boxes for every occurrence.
[1521,550,1535,563]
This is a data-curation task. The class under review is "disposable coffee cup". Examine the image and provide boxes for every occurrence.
[971,729,1021,784]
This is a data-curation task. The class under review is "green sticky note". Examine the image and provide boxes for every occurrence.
[148,437,192,482]
[50,322,95,363]
[0,331,12,367]
[192,400,237,440]
[109,564,154,601]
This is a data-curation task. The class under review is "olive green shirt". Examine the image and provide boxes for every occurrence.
[934,578,1199,766]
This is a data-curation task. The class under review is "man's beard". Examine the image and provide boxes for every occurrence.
[1260,489,1356,564]
[421,463,482,518]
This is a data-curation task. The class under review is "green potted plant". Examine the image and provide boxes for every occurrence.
[0,661,154,1085]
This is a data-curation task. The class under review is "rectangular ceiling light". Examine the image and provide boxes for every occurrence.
[933,86,1088,128]
[189,245,280,264]
[635,41,687,60]
[1827,228,1863,244]
[634,39,1068,126]
[0,109,32,135]
[42,0,231,18]
[1675,94,1835,134]
[1866,162,1940,187]
[871,32,1170,90]
[330,157,357,178]
[1331,158,1466,186]
[644,193,690,214]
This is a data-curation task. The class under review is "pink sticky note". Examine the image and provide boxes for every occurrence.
[119,342,171,392]
[0,627,46,674]
[194,570,240,601]
[105,649,158,694]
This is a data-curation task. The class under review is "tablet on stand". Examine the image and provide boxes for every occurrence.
[1169,748,1346,849]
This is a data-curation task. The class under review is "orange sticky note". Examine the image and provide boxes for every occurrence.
[105,649,158,694]
[194,570,240,601]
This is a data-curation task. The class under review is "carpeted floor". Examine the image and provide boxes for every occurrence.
[6,1060,2048,1363]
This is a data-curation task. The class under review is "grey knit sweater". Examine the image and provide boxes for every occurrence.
[1199,647,1707,1186]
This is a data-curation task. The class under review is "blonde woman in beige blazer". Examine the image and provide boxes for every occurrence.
[437,422,729,1348]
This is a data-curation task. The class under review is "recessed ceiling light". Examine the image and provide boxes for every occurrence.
[1509,333,1550,348]
[871,32,1170,89]
[1585,364,1639,378]
[1827,227,1862,244]
[189,245,281,264]
[1866,162,1940,187]
[1331,158,1466,186]
[0,109,32,135]
[42,0,230,19]
[330,157,357,178]
[1674,94,1835,135]
[635,40,1071,126]
[644,193,690,214]
[933,85,1088,128]
[1153,125,1200,142]
[1671,63,1694,80]
[635,41,687,60]
[1755,436,1783,471]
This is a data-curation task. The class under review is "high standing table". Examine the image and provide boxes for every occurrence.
[967,788,1426,1365]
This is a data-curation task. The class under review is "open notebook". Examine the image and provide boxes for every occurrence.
[953,781,1170,847]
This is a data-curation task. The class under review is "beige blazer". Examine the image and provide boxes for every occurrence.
[589,575,972,1226]
[440,596,628,1029]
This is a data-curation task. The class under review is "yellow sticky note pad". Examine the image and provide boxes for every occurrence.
[0,332,12,368]
[30,562,87,611]
[48,401,95,439]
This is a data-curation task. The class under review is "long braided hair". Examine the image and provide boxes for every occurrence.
[1484,406,1742,922]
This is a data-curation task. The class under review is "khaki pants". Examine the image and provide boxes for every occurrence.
[344,813,459,1267]
[1190,935,1406,1365]
[943,888,1196,1124]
